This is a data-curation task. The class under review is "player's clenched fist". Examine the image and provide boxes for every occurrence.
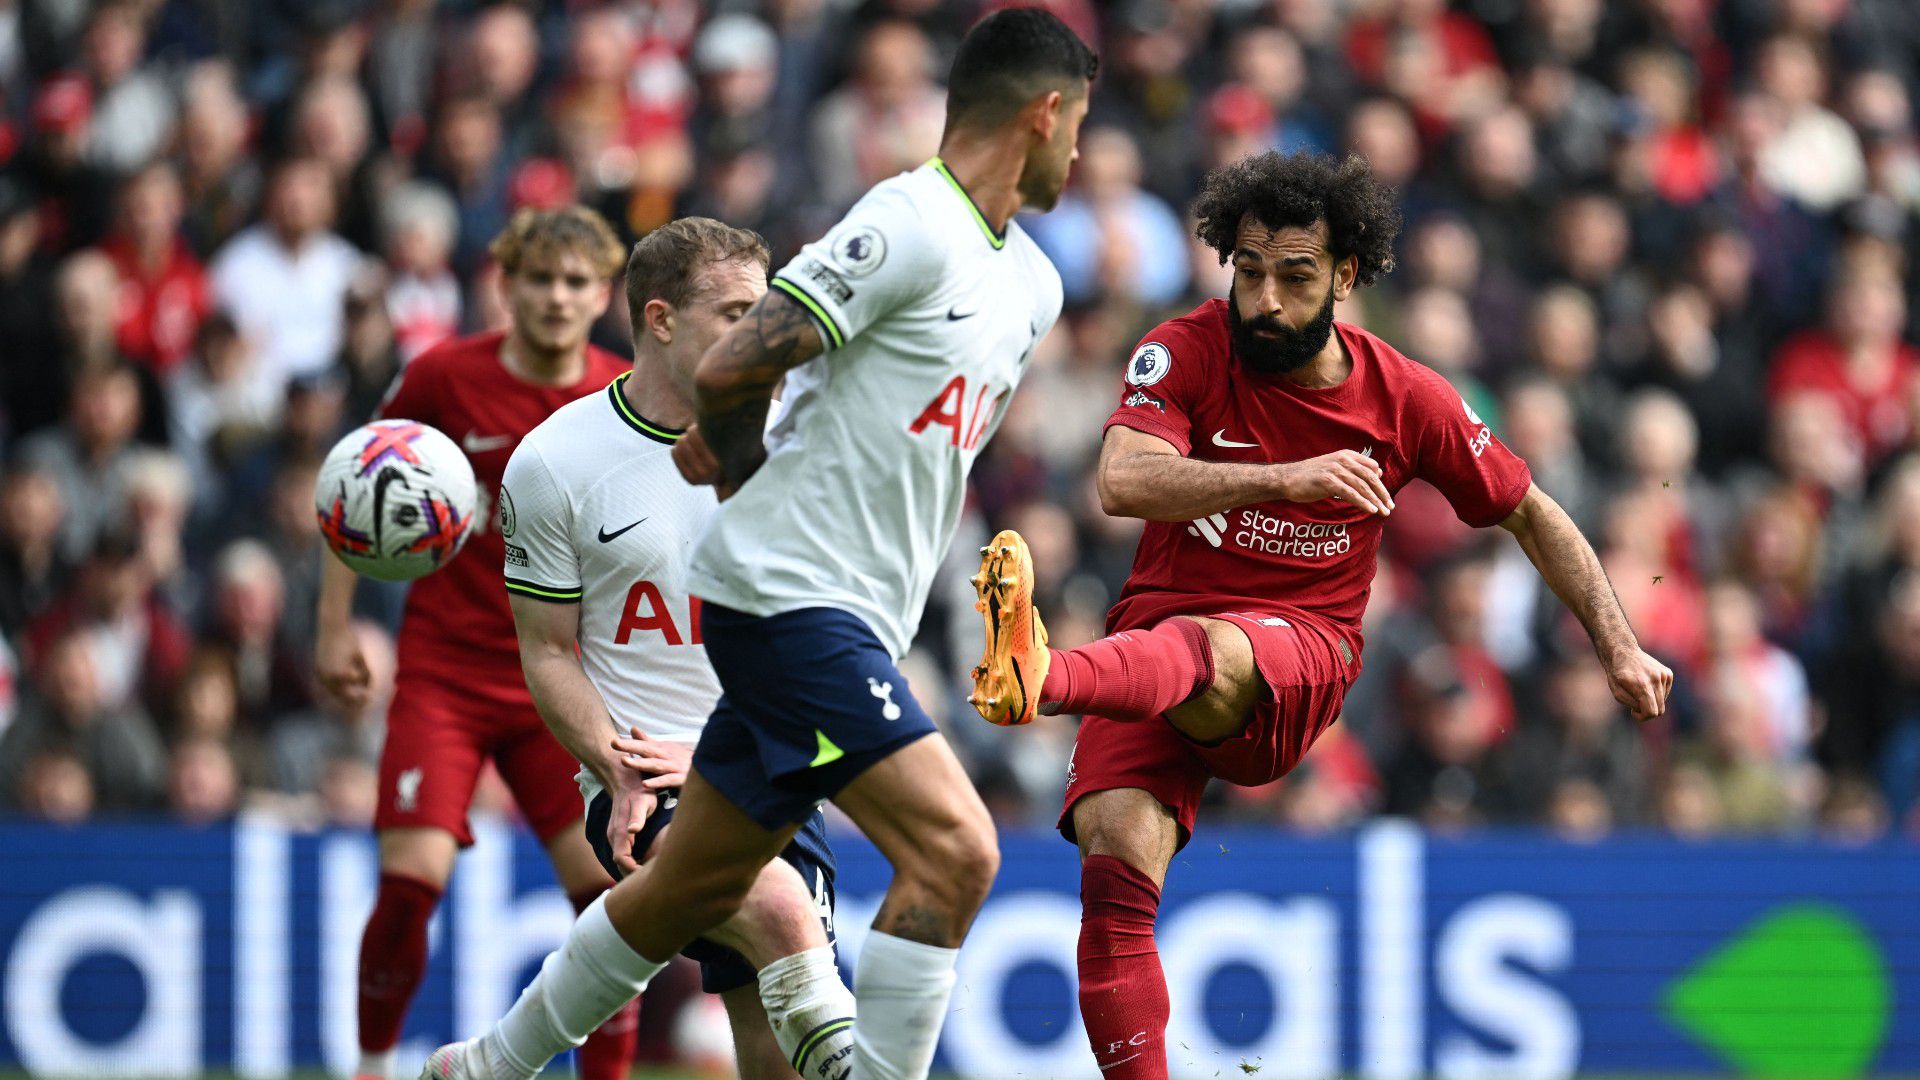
[1605,647,1674,722]
[1274,449,1395,516]
[314,622,372,709]
[672,423,738,500]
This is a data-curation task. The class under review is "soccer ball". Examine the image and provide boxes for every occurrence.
[314,419,478,582]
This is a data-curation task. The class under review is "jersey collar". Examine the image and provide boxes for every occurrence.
[928,157,1007,250]
[608,372,684,445]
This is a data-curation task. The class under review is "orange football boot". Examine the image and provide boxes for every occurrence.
[969,529,1050,726]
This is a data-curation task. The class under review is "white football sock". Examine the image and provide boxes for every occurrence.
[850,930,959,1080]
[479,894,666,1080]
[757,946,857,1080]
[352,1047,394,1079]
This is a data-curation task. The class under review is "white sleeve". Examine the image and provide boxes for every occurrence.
[500,442,581,603]
[768,185,943,350]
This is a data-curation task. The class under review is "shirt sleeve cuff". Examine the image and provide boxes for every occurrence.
[1468,465,1534,529]
[770,276,847,350]
[1103,414,1193,455]
[504,578,583,603]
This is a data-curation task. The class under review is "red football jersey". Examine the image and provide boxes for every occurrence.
[377,331,626,684]
[1103,300,1532,658]
[102,237,212,375]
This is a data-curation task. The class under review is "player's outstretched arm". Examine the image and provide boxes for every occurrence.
[689,289,824,493]
[1098,425,1395,522]
[313,554,371,708]
[1498,483,1674,722]
[509,593,655,873]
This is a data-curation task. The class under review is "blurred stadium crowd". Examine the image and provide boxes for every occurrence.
[2,0,1919,844]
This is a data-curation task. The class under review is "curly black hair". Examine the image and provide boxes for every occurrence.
[1191,151,1401,288]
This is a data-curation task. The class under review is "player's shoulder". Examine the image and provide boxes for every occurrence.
[408,330,508,379]
[1360,322,1457,389]
[1340,321,1474,421]
[517,388,619,470]
[839,168,951,263]
[1124,299,1232,389]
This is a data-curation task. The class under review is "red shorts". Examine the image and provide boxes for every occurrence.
[1059,611,1356,848]
[374,669,585,846]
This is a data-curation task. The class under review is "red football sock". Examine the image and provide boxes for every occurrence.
[1043,618,1214,721]
[358,872,442,1053]
[1078,855,1170,1080]
[571,886,641,1080]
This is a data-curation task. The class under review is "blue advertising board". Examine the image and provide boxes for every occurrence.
[1,818,1914,1077]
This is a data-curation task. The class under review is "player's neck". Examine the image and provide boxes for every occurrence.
[932,138,1024,234]
[620,356,694,431]
[500,329,587,387]
[1284,333,1353,390]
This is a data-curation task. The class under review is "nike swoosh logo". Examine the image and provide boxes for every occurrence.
[1212,430,1259,448]
[946,306,977,320]
[597,518,647,543]
[370,465,402,549]
[462,432,514,453]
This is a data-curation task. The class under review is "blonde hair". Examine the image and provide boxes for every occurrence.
[488,205,625,279]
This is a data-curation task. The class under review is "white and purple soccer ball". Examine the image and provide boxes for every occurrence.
[314,419,477,582]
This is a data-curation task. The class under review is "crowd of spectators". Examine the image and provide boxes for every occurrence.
[3,0,1920,845]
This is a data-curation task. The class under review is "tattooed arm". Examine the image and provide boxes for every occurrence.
[686,289,824,494]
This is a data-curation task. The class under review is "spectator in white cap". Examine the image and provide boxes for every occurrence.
[691,13,780,158]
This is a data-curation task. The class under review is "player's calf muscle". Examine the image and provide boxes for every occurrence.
[869,821,998,945]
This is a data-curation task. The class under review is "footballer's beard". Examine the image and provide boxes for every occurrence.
[1018,144,1073,212]
[1229,285,1337,374]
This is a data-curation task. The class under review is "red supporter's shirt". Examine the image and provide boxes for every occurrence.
[102,237,212,375]
[377,331,626,686]
[1104,302,1533,661]
[1767,330,1918,465]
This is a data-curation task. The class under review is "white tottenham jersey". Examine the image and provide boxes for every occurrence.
[689,158,1064,657]
[501,373,719,802]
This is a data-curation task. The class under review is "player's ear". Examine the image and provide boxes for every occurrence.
[643,298,675,344]
[1030,89,1063,142]
[1332,255,1359,302]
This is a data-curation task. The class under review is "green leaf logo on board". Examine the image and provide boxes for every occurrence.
[1663,904,1889,1077]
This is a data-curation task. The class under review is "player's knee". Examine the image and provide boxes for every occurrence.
[730,863,824,953]
[1073,791,1176,878]
[376,827,458,889]
[1196,618,1257,702]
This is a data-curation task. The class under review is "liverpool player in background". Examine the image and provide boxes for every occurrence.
[314,206,635,1080]
[970,151,1674,1080]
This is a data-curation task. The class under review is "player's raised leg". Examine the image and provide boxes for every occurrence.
[971,529,1264,739]
[832,734,1000,1080]
[1071,789,1179,1080]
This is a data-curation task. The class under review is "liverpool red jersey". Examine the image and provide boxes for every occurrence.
[377,331,626,685]
[1103,300,1531,659]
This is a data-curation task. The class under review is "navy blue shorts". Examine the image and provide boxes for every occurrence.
[585,788,837,993]
[693,603,939,830]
